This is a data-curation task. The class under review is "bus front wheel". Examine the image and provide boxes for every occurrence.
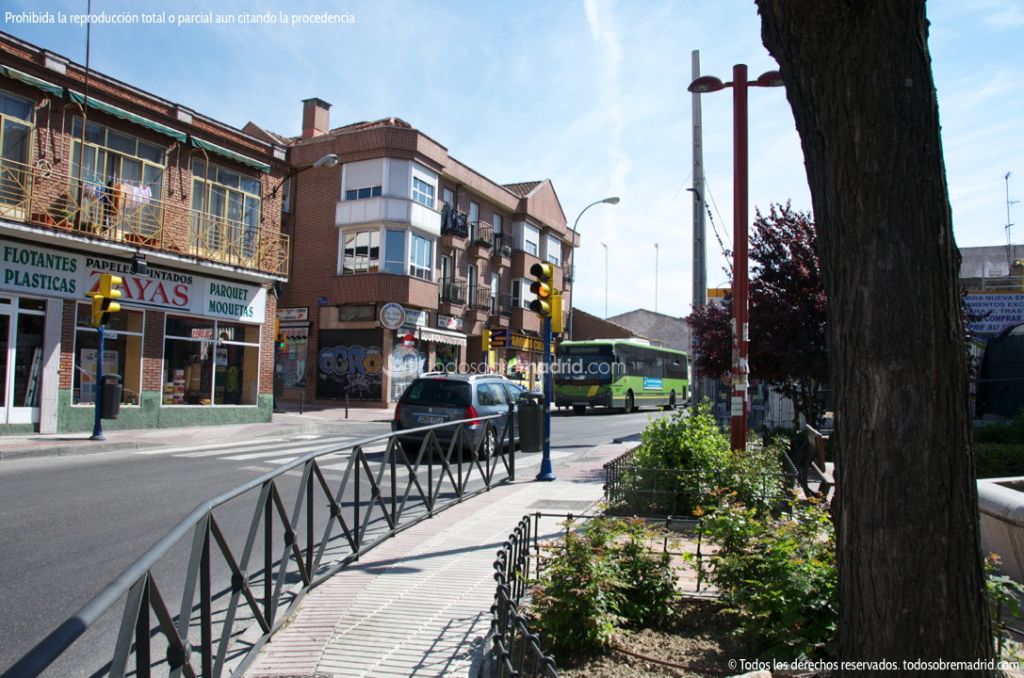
[623,391,635,414]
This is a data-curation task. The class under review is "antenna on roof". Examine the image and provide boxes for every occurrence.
[1007,171,1019,270]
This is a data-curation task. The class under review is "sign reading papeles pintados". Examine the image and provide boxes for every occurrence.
[1,239,266,323]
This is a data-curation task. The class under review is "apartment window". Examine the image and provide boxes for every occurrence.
[490,272,499,312]
[409,233,433,280]
[383,229,406,274]
[0,91,32,210]
[163,317,260,405]
[343,230,381,273]
[492,214,503,248]
[546,234,562,266]
[468,201,480,241]
[70,117,166,236]
[512,279,533,309]
[412,178,435,207]
[523,224,540,257]
[468,263,478,304]
[345,186,382,200]
[442,187,455,208]
[191,158,261,260]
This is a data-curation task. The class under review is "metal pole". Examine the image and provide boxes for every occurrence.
[536,315,555,481]
[654,242,659,313]
[731,64,749,451]
[91,325,105,441]
[601,242,608,318]
[690,49,708,412]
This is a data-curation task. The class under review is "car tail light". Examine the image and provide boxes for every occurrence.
[394,403,401,421]
[465,405,480,426]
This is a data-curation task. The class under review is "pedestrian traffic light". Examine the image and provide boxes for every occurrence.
[87,273,123,327]
[529,262,555,318]
[482,328,491,352]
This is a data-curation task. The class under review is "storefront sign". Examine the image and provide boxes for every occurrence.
[510,333,545,353]
[379,302,406,330]
[965,293,1024,337]
[277,307,309,322]
[437,314,464,331]
[404,308,429,327]
[0,239,266,323]
[490,328,509,347]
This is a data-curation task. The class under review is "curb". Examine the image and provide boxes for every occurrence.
[0,440,146,461]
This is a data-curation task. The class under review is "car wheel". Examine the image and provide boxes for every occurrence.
[480,427,497,460]
[624,391,635,414]
[573,404,586,415]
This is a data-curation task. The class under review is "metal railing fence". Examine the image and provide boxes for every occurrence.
[4,412,516,678]
[603,447,797,518]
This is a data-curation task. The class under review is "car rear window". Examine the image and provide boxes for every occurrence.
[402,380,471,407]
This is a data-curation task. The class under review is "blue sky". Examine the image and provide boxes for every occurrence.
[3,0,1022,320]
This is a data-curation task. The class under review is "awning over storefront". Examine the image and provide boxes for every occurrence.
[67,90,188,143]
[417,327,467,348]
[0,65,64,97]
[190,137,271,173]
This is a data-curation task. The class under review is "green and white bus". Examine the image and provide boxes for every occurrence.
[554,339,689,414]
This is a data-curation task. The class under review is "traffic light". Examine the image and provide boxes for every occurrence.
[87,273,123,327]
[551,290,563,334]
[529,262,555,318]
[275,319,286,350]
[481,328,491,352]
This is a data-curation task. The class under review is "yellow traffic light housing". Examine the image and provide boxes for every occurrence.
[87,273,123,327]
[529,262,555,318]
[481,328,491,352]
[551,290,564,334]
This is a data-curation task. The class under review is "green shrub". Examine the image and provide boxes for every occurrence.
[528,517,678,656]
[632,402,730,470]
[975,443,1024,478]
[974,407,1024,445]
[695,498,837,660]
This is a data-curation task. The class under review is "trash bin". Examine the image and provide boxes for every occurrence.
[518,391,545,453]
[101,375,122,420]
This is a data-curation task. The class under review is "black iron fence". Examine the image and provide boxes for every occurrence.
[603,447,797,517]
[5,413,517,678]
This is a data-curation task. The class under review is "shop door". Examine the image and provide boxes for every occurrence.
[0,300,43,425]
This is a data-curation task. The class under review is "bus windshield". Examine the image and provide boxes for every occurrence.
[555,345,615,385]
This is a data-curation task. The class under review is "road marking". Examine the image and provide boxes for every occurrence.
[178,438,355,459]
[136,438,287,455]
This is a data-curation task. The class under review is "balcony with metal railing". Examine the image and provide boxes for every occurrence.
[0,156,289,276]
[467,222,493,260]
[439,276,467,305]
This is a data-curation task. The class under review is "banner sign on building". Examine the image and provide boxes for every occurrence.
[964,293,1024,337]
[1,239,266,323]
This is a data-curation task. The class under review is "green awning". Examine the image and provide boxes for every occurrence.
[67,90,187,143]
[190,137,271,173]
[0,65,64,97]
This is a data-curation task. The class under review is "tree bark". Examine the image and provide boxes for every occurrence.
[756,0,992,670]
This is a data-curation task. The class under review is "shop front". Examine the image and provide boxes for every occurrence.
[0,236,274,433]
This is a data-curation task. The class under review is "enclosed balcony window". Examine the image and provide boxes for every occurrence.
[343,230,381,273]
[409,233,433,280]
[0,90,32,211]
[412,177,435,208]
[345,185,382,200]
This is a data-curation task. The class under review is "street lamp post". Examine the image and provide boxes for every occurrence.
[601,241,609,318]
[654,242,659,313]
[566,196,619,339]
[688,64,782,451]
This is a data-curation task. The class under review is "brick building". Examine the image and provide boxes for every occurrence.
[260,100,571,404]
[0,33,288,433]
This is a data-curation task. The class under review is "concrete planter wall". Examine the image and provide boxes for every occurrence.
[978,477,1024,582]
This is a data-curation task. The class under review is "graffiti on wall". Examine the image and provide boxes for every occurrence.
[316,330,384,400]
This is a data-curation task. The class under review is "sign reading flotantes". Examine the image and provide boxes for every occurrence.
[1,239,266,323]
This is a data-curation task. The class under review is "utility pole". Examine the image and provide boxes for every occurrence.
[654,242,659,312]
[690,49,708,411]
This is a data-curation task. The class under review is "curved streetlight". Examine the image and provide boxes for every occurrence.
[566,196,620,339]
[270,153,340,198]
[688,64,782,451]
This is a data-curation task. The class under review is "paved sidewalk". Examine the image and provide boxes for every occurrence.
[244,443,627,678]
[0,404,395,461]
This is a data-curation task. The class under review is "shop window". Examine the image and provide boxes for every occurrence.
[162,316,260,405]
[73,305,144,405]
[278,327,308,388]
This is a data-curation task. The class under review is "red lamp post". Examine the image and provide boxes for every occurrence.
[688,64,783,451]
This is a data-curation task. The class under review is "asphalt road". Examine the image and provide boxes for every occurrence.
[0,406,670,676]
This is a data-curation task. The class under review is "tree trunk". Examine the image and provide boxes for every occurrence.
[757,0,992,670]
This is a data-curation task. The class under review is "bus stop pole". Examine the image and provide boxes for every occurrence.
[536,315,555,481]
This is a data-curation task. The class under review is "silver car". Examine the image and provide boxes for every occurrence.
[391,373,526,458]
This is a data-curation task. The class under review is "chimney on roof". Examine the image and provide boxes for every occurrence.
[301,98,332,139]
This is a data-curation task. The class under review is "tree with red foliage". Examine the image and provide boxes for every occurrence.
[687,203,828,427]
